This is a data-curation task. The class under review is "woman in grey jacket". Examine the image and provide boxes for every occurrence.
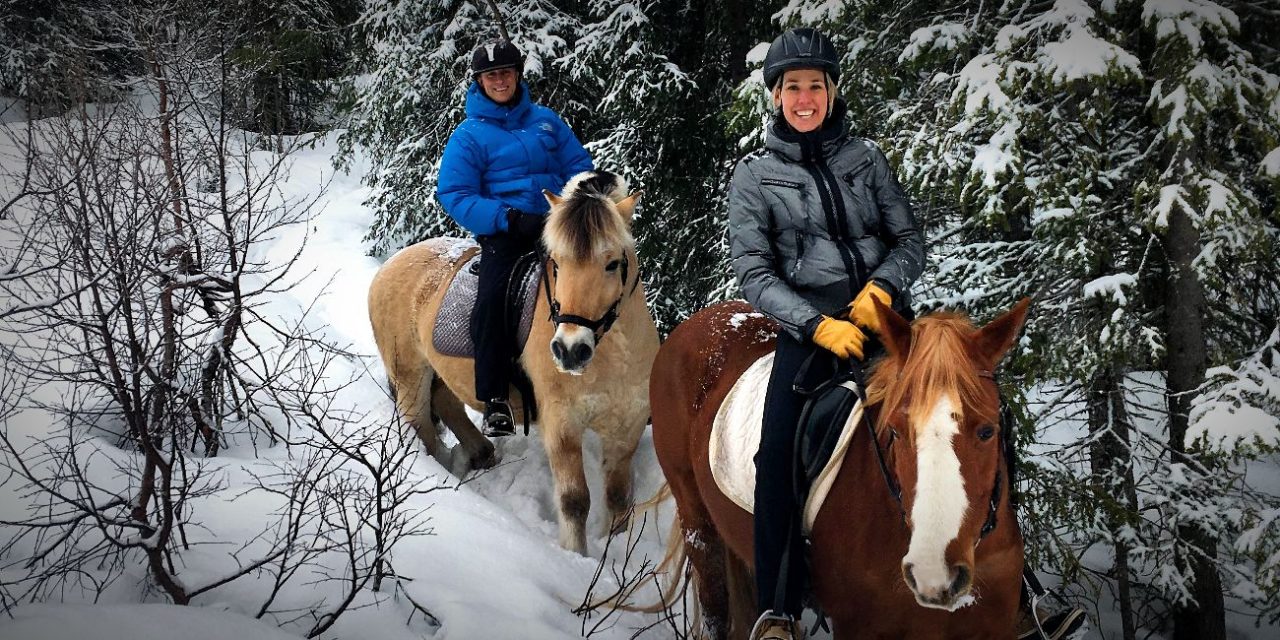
[731,29,1086,640]
[728,27,924,640]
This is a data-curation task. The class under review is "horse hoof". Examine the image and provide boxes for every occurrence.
[471,443,498,470]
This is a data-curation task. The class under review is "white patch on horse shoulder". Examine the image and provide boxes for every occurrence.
[903,395,967,591]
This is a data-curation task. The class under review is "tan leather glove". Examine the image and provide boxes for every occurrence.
[811,316,867,360]
[848,281,892,334]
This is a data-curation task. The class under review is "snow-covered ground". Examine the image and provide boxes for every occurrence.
[1,117,1276,639]
[0,123,681,640]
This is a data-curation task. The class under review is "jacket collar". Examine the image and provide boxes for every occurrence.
[465,80,532,127]
[765,98,850,163]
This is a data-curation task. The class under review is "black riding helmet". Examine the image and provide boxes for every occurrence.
[471,39,523,78]
[763,27,840,89]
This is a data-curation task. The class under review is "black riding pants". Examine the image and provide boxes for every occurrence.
[754,327,891,617]
[471,233,536,403]
[754,330,832,617]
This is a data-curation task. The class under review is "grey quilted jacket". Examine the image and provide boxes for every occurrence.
[728,114,924,340]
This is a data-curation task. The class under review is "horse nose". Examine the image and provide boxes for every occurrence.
[902,561,973,608]
[550,331,595,372]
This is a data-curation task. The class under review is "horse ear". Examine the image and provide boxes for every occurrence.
[973,297,1031,368]
[873,295,911,360]
[615,190,643,223]
[543,189,564,207]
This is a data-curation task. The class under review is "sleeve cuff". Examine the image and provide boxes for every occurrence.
[871,278,898,299]
[802,314,825,340]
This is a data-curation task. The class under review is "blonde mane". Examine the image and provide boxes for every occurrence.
[543,171,634,262]
[865,312,999,441]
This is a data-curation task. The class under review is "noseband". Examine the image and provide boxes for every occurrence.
[857,367,1005,549]
[538,248,640,340]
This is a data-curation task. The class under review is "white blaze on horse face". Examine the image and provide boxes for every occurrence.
[903,395,968,598]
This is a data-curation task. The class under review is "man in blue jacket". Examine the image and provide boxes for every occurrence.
[437,38,594,436]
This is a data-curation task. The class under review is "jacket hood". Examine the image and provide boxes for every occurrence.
[766,98,850,162]
[465,80,531,128]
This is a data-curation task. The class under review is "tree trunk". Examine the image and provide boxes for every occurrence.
[1165,202,1225,640]
[1087,368,1138,640]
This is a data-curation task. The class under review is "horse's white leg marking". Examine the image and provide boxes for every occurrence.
[903,395,968,594]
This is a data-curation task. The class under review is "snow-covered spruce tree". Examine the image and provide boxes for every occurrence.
[887,0,1280,636]
[222,0,363,137]
[336,0,582,254]
[0,0,135,116]
[605,0,778,331]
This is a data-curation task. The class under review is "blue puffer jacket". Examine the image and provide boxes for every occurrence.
[437,81,594,236]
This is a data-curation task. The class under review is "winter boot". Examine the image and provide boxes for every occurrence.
[482,399,516,437]
[749,611,804,640]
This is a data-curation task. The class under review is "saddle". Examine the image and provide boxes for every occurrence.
[432,250,542,359]
[708,352,865,532]
[431,249,543,432]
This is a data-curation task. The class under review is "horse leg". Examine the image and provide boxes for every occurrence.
[599,424,642,536]
[387,351,446,463]
[723,550,757,639]
[541,408,590,554]
[687,524,734,639]
[430,377,496,471]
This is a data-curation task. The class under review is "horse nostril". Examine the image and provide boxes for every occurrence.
[571,343,593,365]
[950,564,972,596]
[901,562,917,592]
[551,339,567,362]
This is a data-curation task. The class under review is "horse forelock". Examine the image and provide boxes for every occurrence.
[545,172,634,262]
[867,313,997,443]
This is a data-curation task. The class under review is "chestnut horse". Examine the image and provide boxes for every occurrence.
[649,297,1031,638]
[368,171,659,554]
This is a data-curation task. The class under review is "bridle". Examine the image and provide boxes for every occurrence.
[538,247,640,340]
[856,367,1005,549]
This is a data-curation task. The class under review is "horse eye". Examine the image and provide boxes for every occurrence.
[605,260,621,272]
[977,425,996,442]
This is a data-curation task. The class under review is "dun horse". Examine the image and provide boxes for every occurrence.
[649,297,1031,638]
[368,171,659,554]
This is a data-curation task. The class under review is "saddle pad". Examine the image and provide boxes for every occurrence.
[709,352,865,533]
[432,250,541,358]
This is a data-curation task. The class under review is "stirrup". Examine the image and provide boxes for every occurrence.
[750,611,802,640]
[1016,594,1087,640]
[482,399,515,437]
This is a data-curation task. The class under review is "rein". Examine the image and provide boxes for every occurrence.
[538,247,640,340]
[853,366,1004,549]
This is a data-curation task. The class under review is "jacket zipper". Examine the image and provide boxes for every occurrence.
[791,231,806,279]
[805,158,865,297]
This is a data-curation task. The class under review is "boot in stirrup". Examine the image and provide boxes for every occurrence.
[482,399,516,437]
[749,610,803,640]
